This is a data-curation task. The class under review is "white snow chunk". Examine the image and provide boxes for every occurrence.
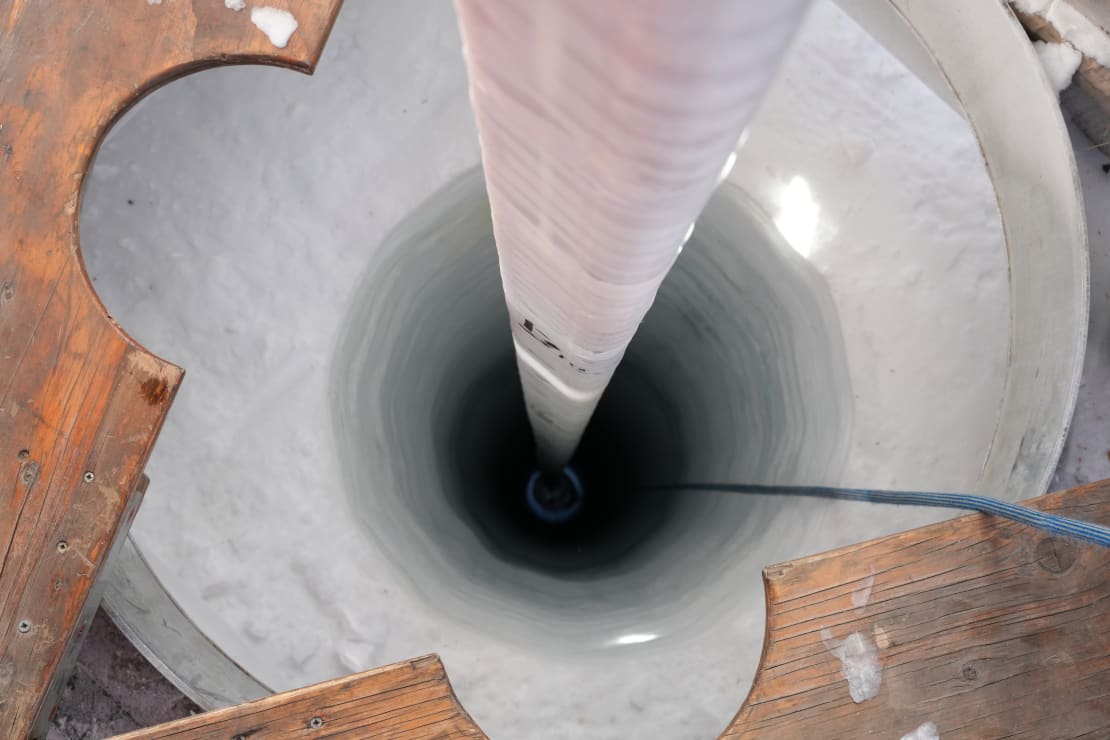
[851,572,876,608]
[1011,0,1052,13]
[1033,40,1082,94]
[146,0,162,5]
[251,6,298,48]
[822,629,883,702]
[225,0,246,10]
[900,720,940,740]
[1012,0,1110,69]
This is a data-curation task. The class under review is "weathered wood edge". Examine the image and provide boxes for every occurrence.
[0,3,341,737]
[721,480,1110,738]
[109,654,487,740]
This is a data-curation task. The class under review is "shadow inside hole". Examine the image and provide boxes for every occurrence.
[332,169,853,649]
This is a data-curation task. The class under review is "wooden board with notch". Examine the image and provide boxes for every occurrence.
[2,1,1109,738]
[1013,0,1110,154]
[0,2,341,737]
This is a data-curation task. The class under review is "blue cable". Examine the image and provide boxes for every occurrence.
[652,483,1110,549]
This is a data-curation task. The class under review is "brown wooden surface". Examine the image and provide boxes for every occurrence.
[0,3,341,738]
[29,475,150,739]
[722,480,1110,739]
[110,655,486,740]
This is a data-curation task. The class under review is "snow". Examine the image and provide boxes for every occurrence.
[251,6,298,48]
[851,572,876,608]
[225,0,246,11]
[1011,0,1052,13]
[900,720,940,740]
[78,1,1031,738]
[1012,0,1110,68]
[1033,40,1082,93]
[822,630,883,702]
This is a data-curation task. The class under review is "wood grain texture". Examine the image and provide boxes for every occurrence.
[28,475,150,740]
[722,480,1110,739]
[0,3,340,738]
[110,654,486,740]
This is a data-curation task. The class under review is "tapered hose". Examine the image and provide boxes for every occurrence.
[455,0,813,469]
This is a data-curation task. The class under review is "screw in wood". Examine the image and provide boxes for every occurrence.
[17,449,29,460]
[308,717,324,730]
[57,540,68,553]
[17,620,31,633]
[83,471,95,483]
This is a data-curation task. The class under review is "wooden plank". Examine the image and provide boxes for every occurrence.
[0,3,341,738]
[722,480,1110,739]
[109,654,486,740]
[30,475,149,739]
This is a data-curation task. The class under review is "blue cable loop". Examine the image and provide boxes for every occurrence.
[653,483,1110,549]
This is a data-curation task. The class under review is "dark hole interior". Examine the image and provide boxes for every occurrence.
[439,349,686,575]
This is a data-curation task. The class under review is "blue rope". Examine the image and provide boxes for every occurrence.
[651,483,1110,549]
